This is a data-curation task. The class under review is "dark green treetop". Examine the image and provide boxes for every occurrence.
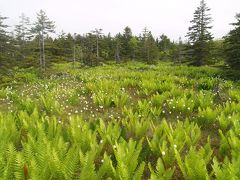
[224,13,240,69]
[186,0,213,66]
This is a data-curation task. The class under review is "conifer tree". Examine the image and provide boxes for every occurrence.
[172,37,184,64]
[91,28,103,65]
[186,0,213,66]
[114,33,122,63]
[15,13,31,60]
[121,26,133,59]
[141,28,159,64]
[129,37,139,60]
[32,10,55,71]
[158,34,172,60]
[0,14,10,67]
[224,13,240,69]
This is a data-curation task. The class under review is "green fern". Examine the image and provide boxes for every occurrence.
[198,107,218,126]
[79,150,97,180]
[212,156,240,179]
[113,138,145,179]
[97,153,116,179]
[148,158,175,180]
[2,143,17,179]
[97,118,121,145]
[174,143,212,180]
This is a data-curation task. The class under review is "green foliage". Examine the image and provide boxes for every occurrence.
[198,107,218,126]
[68,116,101,153]
[148,120,201,167]
[40,94,62,115]
[141,79,174,95]
[14,71,38,83]
[151,92,169,107]
[0,88,7,99]
[16,97,36,115]
[1,62,240,179]
[224,13,240,69]
[93,91,114,108]
[139,27,159,64]
[228,89,240,102]
[113,91,129,108]
[212,157,240,179]
[122,107,150,139]
[217,112,231,131]
[113,138,145,179]
[197,78,215,90]
[168,95,195,114]
[97,118,121,145]
[186,0,213,65]
[149,158,175,180]
[175,140,213,180]
[196,91,214,109]
[32,9,55,71]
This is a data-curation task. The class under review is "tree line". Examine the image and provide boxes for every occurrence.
[0,0,240,71]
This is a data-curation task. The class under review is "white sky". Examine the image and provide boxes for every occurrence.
[0,0,239,40]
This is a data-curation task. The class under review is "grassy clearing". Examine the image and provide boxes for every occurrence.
[0,62,240,179]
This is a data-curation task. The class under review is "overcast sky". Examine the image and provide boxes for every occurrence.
[0,0,239,40]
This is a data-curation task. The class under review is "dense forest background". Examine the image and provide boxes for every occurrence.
[0,0,239,73]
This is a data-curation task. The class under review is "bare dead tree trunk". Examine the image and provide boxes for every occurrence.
[73,43,76,68]
[91,28,102,66]
[96,35,99,65]
[38,33,42,70]
[42,32,46,71]
[80,48,83,65]
[147,46,150,63]
[132,50,135,61]
[73,33,76,68]
[115,45,120,63]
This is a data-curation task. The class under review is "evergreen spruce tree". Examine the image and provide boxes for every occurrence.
[172,37,184,64]
[91,28,103,65]
[141,28,159,64]
[0,14,11,68]
[0,14,9,47]
[121,26,133,59]
[158,34,171,52]
[158,34,172,60]
[224,13,240,69]
[14,13,31,60]
[186,0,213,66]
[129,37,139,60]
[114,33,122,63]
[32,10,55,71]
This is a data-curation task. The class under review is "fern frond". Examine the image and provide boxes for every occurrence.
[3,143,17,179]
[14,153,25,180]
[148,158,175,180]
[133,162,145,180]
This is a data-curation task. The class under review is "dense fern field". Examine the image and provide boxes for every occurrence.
[1,62,240,179]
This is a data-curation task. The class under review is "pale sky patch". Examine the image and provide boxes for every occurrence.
[1,0,239,40]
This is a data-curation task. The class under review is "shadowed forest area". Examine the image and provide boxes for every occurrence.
[0,1,239,75]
